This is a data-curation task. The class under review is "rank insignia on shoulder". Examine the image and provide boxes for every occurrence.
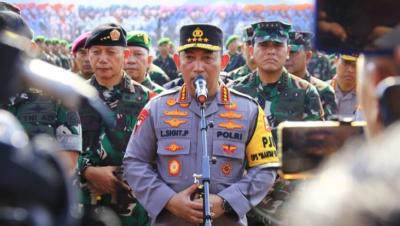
[222,144,237,154]
[165,143,184,152]
[179,103,190,108]
[218,121,243,130]
[164,110,189,117]
[224,102,237,110]
[221,162,232,176]
[219,111,242,119]
[166,98,177,106]
[165,118,188,127]
[168,159,181,176]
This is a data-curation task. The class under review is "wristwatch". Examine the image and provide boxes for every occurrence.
[222,198,233,214]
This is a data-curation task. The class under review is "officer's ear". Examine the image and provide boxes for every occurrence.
[147,54,153,65]
[249,45,254,57]
[173,53,180,68]
[221,53,230,70]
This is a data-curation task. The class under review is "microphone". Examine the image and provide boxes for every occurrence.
[193,75,208,104]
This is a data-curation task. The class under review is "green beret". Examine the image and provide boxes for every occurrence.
[288,31,313,52]
[225,34,239,49]
[59,39,68,46]
[51,38,60,45]
[252,21,291,44]
[85,22,127,48]
[44,38,52,44]
[157,37,171,46]
[126,31,152,50]
[34,35,46,42]
[178,24,223,52]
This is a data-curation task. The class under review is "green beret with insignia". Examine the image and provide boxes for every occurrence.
[157,37,171,46]
[178,24,223,52]
[252,21,291,44]
[289,31,313,52]
[225,34,239,49]
[127,31,152,50]
[84,22,127,48]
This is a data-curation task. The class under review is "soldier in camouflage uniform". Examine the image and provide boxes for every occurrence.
[285,31,337,119]
[124,31,165,94]
[153,37,178,81]
[34,36,53,63]
[224,34,246,72]
[149,63,171,86]
[58,39,71,70]
[228,26,257,81]
[230,22,323,226]
[307,50,336,81]
[231,21,323,137]
[77,23,154,226]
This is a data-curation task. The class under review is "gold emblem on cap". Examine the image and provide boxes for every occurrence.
[187,27,209,43]
[110,29,120,41]
[143,34,149,44]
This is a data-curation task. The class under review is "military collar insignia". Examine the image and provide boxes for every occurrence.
[165,143,184,152]
[164,109,189,117]
[110,29,121,41]
[219,85,231,104]
[218,121,243,130]
[177,84,191,107]
[164,118,188,127]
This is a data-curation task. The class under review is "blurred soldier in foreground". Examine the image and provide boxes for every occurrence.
[285,31,337,119]
[71,32,93,79]
[77,23,154,226]
[124,31,165,94]
[283,25,400,226]
[0,10,82,174]
[124,24,278,226]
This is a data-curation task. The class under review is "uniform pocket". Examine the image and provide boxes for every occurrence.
[211,140,245,182]
[156,139,191,183]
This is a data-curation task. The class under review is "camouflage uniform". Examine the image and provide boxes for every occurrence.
[304,72,337,119]
[225,52,246,73]
[5,88,82,151]
[152,55,178,81]
[78,74,153,226]
[228,64,253,81]
[231,69,323,135]
[142,75,165,94]
[149,63,171,86]
[307,51,336,81]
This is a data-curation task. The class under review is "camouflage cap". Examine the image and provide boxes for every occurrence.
[178,24,223,52]
[289,31,313,52]
[127,31,152,50]
[242,25,254,44]
[84,22,127,48]
[157,37,171,46]
[251,21,291,44]
[225,34,239,49]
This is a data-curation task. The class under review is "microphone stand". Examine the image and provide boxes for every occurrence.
[194,100,213,226]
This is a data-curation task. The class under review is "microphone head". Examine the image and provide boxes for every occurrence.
[193,75,207,104]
